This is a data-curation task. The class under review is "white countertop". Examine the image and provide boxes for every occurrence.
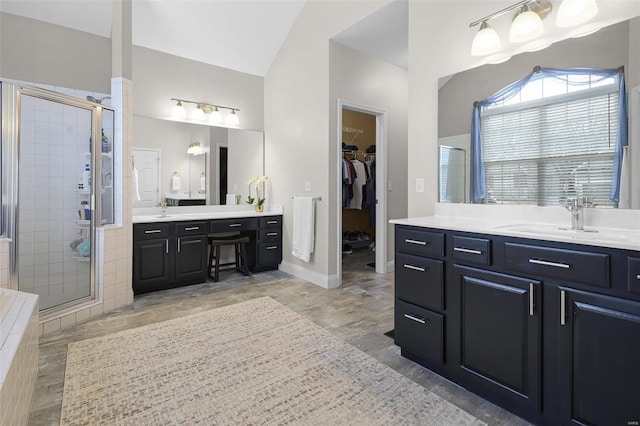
[391,203,640,252]
[133,205,283,224]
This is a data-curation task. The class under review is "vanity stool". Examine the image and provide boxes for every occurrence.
[207,234,250,282]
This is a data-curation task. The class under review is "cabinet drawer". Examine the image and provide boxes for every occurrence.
[175,221,207,236]
[505,242,609,288]
[452,236,491,265]
[396,227,444,257]
[396,253,444,311]
[395,300,444,365]
[259,228,281,242]
[260,216,282,228]
[209,218,258,233]
[134,223,171,241]
[258,242,282,266]
[628,257,640,294]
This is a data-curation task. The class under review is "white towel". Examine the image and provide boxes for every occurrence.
[171,174,181,191]
[132,166,142,201]
[619,146,630,209]
[292,197,315,263]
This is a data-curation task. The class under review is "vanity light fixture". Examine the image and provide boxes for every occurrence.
[556,0,598,28]
[187,141,204,156]
[170,98,240,125]
[469,0,553,56]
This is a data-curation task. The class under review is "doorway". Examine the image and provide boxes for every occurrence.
[132,148,161,208]
[337,100,387,284]
[1,80,113,313]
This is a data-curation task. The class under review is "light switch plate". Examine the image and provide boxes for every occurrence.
[304,181,312,192]
[387,181,392,191]
[415,178,424,193]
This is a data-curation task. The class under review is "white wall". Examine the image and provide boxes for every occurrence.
[227,129,264,203]
[329,41,408,274]
[264,1,392,287]
[408,0,640,217]
[132,46,264,132]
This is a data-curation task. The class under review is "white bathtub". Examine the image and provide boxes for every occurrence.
[0,288,39,425]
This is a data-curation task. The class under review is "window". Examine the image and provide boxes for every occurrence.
[481,75,618,207]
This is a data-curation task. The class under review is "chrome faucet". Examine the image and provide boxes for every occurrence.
[160,202,167,217]
[565,197,593,230]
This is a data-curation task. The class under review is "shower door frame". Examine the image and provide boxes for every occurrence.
[1,79,112,316]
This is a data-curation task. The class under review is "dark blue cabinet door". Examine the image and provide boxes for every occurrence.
[451,265,542,413]
[558,287,640,426]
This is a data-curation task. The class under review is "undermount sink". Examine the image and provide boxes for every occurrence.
[495,223,638,243]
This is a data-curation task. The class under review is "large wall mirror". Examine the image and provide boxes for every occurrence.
[438,17,638,209]
[132,116,264,207]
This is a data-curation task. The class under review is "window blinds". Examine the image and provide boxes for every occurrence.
[481,91,618,207]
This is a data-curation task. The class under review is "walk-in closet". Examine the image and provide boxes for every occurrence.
[341,108,376,272]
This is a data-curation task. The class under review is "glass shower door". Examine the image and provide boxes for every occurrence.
[17,92,95,310]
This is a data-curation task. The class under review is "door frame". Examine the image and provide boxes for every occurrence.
[336,99,388,282]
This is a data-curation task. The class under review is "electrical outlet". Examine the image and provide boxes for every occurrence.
[304,181,312,192]
[387,181,393,191]
[415,178,424,193]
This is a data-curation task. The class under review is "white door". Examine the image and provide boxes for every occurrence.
[133,148,161,208]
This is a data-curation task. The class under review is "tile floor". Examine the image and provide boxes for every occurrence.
[27,253,531,425]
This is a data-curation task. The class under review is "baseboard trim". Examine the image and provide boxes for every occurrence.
[386,260,395,272]
[279,261,339,289]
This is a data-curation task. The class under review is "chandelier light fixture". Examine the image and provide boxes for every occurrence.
[170,98,240,125]
[469,0,598,57]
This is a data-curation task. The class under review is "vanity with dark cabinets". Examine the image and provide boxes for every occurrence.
[394,224,640,425]
[133,215,283,295]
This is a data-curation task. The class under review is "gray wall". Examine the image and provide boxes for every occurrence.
[132,46,265,132]
[0,12,112,93]
[439,19,632,138]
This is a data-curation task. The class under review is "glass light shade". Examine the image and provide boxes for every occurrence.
[226,110,239,125]
[556,0,598,28]
[187,142,203,155]
[471,22,501,57]
[172,102,186,119]
[209,107,222,123]
[509,8,544,43]
[192,107,206,120]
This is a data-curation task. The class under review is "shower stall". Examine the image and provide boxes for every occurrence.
[1,79,114,314]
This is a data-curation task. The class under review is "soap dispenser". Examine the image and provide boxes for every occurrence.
[82,164,91,189]
[101,129,110,153]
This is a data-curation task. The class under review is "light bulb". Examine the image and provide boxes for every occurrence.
[210,107,222,123]
[556,0,598,28]
[509,6,544,43]
[226,110,239,125]
[471,21,501,57]
[172,101,186,119]
[192,106,206,121]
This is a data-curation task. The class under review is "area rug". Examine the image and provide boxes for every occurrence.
[61,297,485,425]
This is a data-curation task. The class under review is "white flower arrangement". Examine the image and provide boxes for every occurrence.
[246,175,269,206]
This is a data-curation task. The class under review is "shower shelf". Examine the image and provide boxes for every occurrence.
[72,256,90,262]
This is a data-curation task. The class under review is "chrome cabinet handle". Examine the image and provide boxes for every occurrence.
[145,229,161,234]
[404,313,427,324]
[529,283,534,316]
[403,264,426,272]
[454,247,482,255]
[229,224,242,228]
[266,246,278,250]
[636,274,640,280]
[267,232,278,236]
[529,259,570,269]
[184,226,199,231]
[560,290,566,326]
[267,220,278,224]
[404,239,427,246]
[177,238,181,252]
[165,239,169,254]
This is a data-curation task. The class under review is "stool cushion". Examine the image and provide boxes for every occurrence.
[208,234,250,246]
